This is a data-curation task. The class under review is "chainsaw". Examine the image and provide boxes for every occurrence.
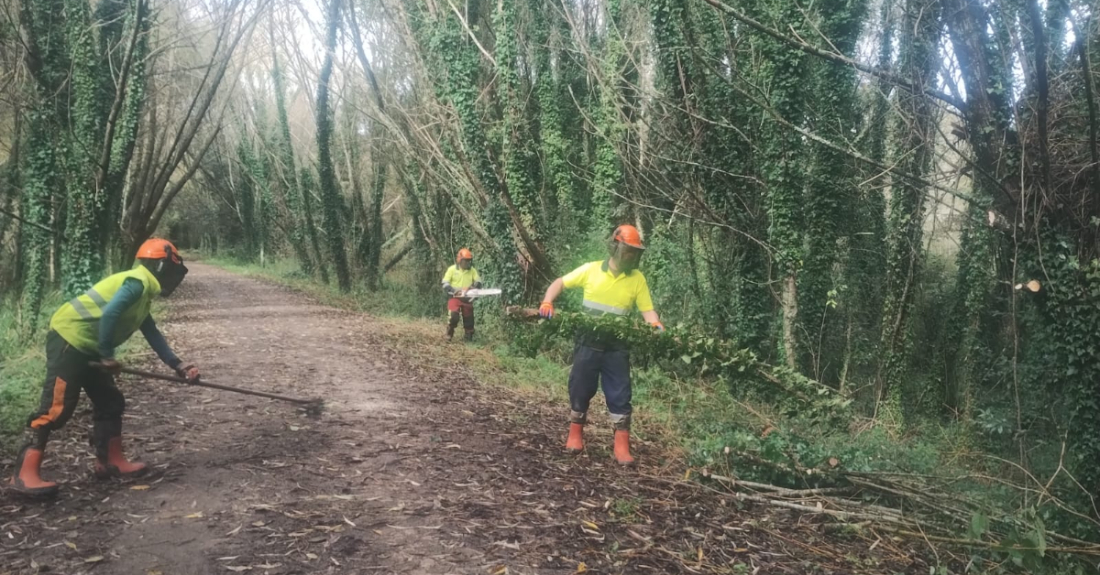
[458,288,502,300]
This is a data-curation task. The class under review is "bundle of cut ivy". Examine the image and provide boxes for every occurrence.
[506,309,852,421]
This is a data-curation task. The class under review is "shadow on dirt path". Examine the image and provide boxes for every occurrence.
[2,263,929,574]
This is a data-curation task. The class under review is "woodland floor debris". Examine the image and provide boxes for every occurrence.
[2,263,941,574]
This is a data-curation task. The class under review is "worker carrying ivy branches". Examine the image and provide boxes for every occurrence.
[442,248,483,342]
[539,225,664,466]
[9,239,200,497]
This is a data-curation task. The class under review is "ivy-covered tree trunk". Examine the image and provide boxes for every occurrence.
[18,0,70,327]
[59,0,112,296]
[589,0,630,229]
[236,137,261,261]
[270,47,315,276]
[532,5,575,245]
[875,0,943,414]
[18,111,59,330]
[0,114,21,261]
[941,0,1018,422]
[315,0,352,292]
[299,169,330,284]
[101,3,150,256]
[493,0,544,245]
[749,2,809,369]
[401,158,441,302]
[842,0,892,391]
[429,10,524,302]
[364,152,385,290]
[799,0,868,383]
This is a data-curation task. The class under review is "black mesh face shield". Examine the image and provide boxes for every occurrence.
[140,257,188,297]
[159,259,188,297]
[611,242,643,273]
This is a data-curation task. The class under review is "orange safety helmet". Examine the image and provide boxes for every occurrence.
[136,238,187,296]
[456,248,473,263]
[611,225,645,250]
[136,238,183,265]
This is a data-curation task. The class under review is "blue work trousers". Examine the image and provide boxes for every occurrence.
[568,343,632,417]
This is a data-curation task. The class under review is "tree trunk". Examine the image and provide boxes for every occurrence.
[875,0,943,415]
[315,0,352,292]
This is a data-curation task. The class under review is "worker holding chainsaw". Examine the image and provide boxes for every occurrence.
[9,239,199,497]
[442,248,483,341]
[539,225,663,466]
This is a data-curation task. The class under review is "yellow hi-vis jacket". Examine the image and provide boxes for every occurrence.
[49,265,162,355]
[562,260,654,316]
[442,265,481,291]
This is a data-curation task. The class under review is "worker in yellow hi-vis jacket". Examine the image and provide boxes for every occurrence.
[9,239,200,498]
[538,225,664,466]
[441,248,483,341]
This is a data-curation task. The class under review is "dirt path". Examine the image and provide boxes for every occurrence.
[2,263,929,574]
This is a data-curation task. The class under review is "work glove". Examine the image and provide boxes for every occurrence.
[176,363,200,383]
[650,321,665,332]
[96,358,122,374]
[539,301,554,319]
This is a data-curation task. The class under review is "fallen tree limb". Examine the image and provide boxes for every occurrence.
[649,472,1100,560]
[384,240,413,272]
[870,524,1100,556]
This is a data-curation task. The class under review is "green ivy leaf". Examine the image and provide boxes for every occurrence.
[968,512,988,540]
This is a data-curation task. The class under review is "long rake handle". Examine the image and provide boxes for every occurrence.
[117,366,319,405]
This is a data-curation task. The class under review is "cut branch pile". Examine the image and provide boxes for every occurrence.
[689,458,1100,563]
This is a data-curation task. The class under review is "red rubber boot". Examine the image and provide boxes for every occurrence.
[613,430,635,467]
[94,436,147,479]
[9,447,59,497]
[565,423,584,454]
